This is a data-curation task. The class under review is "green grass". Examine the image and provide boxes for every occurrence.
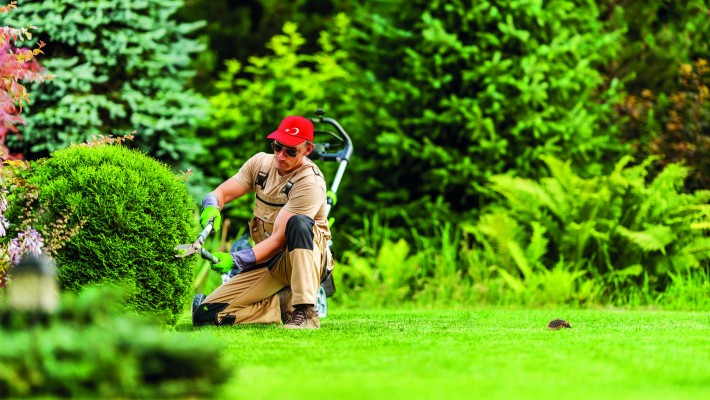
[178,308,710,400]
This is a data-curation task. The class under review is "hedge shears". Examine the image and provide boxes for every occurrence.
[174,217,219,263]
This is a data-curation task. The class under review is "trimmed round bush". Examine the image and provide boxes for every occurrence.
[26,144,197,324]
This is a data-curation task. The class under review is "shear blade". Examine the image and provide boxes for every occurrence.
[174,243,197,258]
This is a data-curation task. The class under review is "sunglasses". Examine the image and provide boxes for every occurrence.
[271,141,300,157]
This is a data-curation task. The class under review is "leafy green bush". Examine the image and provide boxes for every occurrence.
[0,286,230,398]
[12,143,197,324]
[338,0,628,221]
[467,155,710,304]
[4,0,208,168]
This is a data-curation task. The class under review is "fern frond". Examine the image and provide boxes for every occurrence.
[539,178,572,223]
[507,239,533,279]
[558,219,610,262]
[684,237,710,260]
[609,264,643,277]
[616,225,675,254]
[623,163,694,228]
[649,163,689,194]
[687,204,710,219]
[489,175,556,217]
[496,268,525,293]
[692,190,710,203]
[611,154,636,175]
[477,210,524,245]
[525,221,549,263]
[621,156,660,189]
[667,252,701,270]
[376,238,412,282]
[540,155,582,191]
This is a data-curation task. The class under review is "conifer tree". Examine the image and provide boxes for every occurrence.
[4,0,207,166]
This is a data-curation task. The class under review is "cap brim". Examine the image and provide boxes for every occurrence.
[267,131,306,147]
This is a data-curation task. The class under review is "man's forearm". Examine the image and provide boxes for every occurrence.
[251,235,286,263]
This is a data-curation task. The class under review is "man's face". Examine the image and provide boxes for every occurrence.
[271,140,312,174]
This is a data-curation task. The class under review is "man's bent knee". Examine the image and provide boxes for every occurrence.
[192,302,230,326]
[285,215,315,251]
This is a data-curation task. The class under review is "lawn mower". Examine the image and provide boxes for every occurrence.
[180,108,353,318]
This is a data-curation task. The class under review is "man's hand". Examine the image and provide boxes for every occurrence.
[200,206,222,231]
[211,252,234,274]
[200,193,222,231]
[210,249,257,275]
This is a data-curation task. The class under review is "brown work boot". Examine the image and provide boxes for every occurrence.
[283,304,320,329]
[276,286,292,323]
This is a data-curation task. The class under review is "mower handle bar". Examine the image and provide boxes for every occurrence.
[309,109,353,164]
[309,108,353,218]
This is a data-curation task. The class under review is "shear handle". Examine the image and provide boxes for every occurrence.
[200,248,219,264]
[197,217,215,245]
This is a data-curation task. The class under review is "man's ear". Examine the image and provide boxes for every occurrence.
[305,143,315,156]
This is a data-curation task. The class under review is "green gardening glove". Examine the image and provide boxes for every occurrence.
[200,206,222,231]
[210,249,256,275]
[200,194,222,231]
[211,252,234,274]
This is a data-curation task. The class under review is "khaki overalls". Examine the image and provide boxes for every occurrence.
[194,154,333,325]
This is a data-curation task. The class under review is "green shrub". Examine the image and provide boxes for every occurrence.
[16,144,198,324]
[338,0,628,221]
[0,286,230,398]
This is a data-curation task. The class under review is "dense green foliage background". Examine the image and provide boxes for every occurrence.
[4,0,207,170]
[3,0,709,308]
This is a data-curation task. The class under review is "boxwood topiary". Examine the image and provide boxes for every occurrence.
[26,144,198,324]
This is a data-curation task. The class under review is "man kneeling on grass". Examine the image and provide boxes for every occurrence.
[192,116,333,329]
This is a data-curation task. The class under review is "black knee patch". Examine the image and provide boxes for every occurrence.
[285,215,315,251]
[218,315,236,325]
[192,302,228,326]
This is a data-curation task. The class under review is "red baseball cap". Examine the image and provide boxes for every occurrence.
[266,116,314,146]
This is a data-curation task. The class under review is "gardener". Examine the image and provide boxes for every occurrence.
[192,116,333,329]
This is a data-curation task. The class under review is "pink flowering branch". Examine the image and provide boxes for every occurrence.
[0,2,54,161]
[0,1,54,287]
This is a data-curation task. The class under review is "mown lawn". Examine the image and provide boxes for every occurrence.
[178,308,710,400]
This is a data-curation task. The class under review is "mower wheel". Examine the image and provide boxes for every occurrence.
[316,285,328,318]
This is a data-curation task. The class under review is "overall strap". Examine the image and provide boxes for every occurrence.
[255,155,270,190]
[284,165,322,197]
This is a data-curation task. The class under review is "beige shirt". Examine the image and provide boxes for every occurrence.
[232,153,331,242]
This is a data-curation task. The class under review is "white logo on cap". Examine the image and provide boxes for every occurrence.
[284,128,300,135]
